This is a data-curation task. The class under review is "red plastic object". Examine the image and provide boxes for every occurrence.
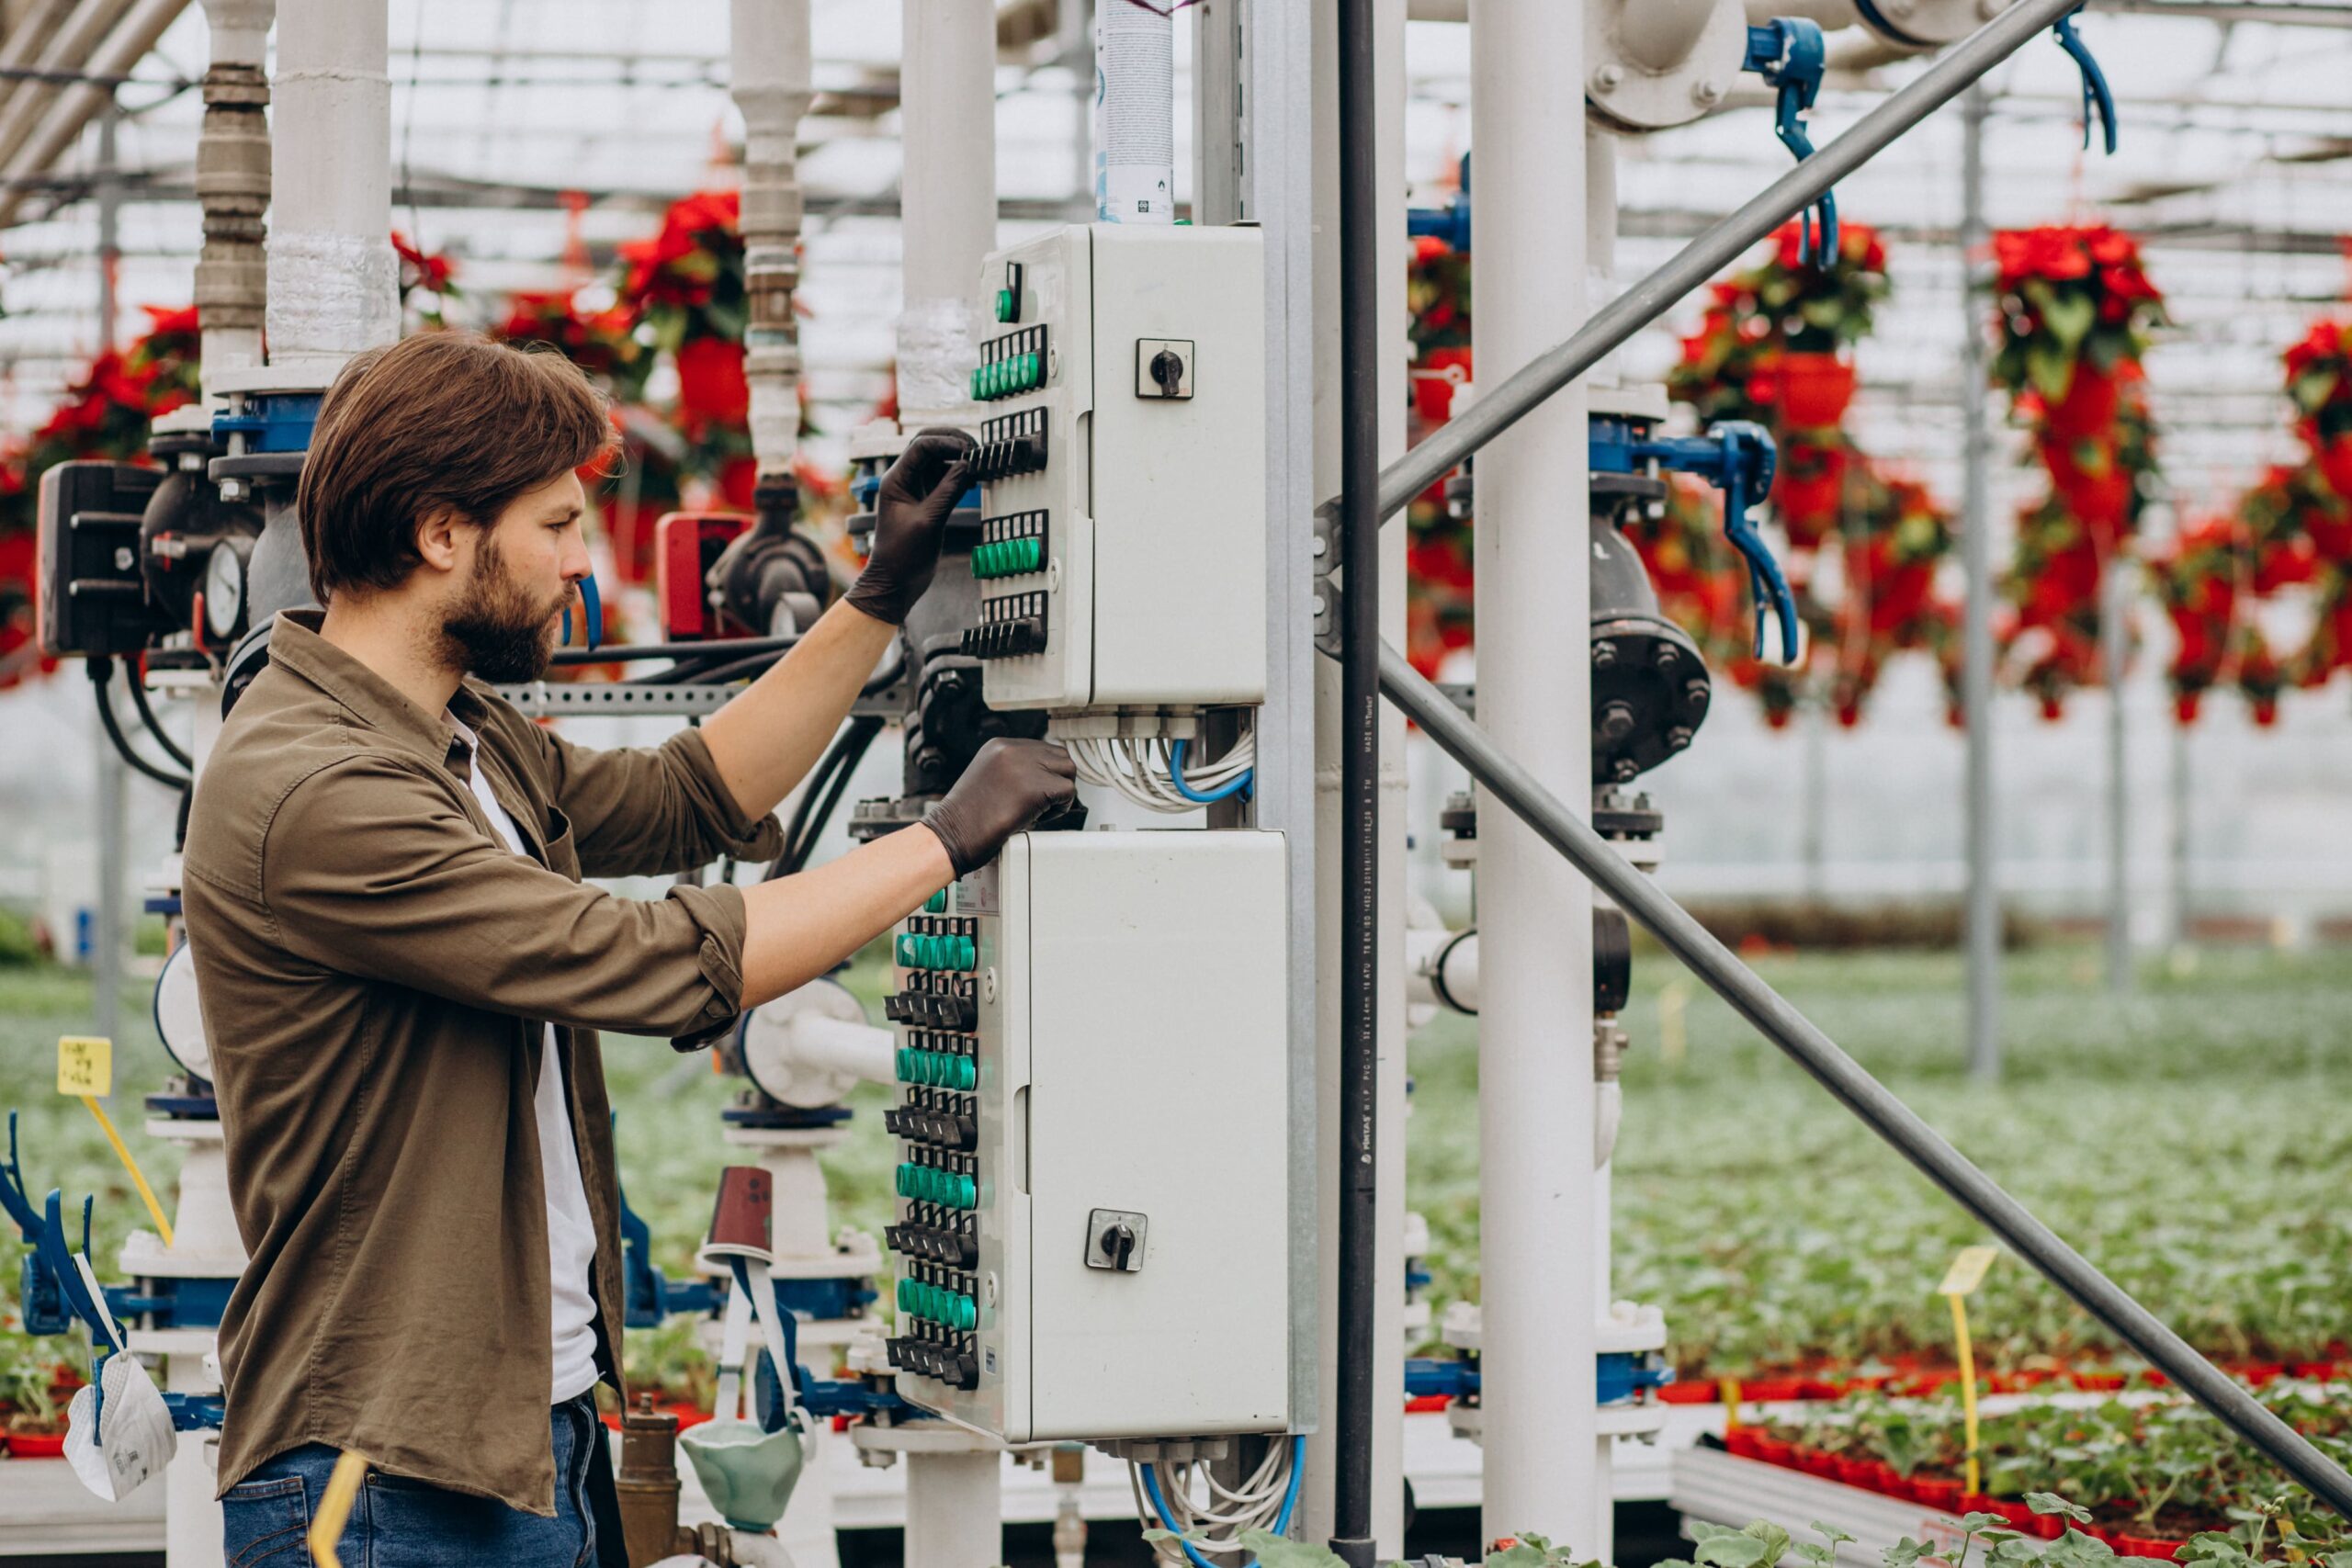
[2072,1371,2127,1392]
[1834,1456,1879,1488]
[1740,1375,1806,1403]
[1752,1437,1796,1467]
[703,1166,775,1260]
[655,511,752,640]
[7,1431,64,1459]
[2115,1537,2182,1560]
[1776,353,1858,429]
[1724,1427,1765,1461]
[1404,1394,1450,1414]
[1658,1379,1718,1404]
[1913,1477,1964,1512]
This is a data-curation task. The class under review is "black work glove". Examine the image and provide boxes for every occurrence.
[922,739,1079,877]
[845,427,976,625]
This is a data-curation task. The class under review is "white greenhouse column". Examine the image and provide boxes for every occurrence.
[897,0,996,427]
[1469,0,1600,1556]
[195,0,273,391]
[267,0,395,372]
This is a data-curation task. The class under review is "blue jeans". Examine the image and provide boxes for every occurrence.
[220,1396,601,1568]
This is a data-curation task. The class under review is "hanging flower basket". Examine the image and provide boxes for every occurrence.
[1775,352,1858,429]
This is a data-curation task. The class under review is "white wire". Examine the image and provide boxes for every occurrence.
[1130,1438,1296,1555]
[1065,732,1256,815]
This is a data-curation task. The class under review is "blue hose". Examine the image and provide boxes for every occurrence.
[1169,739,1254,805]
[1140,1434,1306,1568]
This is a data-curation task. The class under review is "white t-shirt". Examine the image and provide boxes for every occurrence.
[451,719,604,1405]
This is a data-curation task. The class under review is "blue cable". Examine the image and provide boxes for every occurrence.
[1169,739,1254,805]
[1141,1434,1306,1568]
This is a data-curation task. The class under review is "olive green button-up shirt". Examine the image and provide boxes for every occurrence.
[182,612,783,1515]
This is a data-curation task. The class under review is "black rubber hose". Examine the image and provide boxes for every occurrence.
[1330,0,1381,1562]
[124,665,195,771]
[773,716,882,880]
[552,636,800,667]
[1374,637,2352,1522]
[88,660,193,792]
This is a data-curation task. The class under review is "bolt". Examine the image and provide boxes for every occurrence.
[113,546,135,572]
[219,478,245,502]
[1590,63,1623,94]
[1683,679,1712,714]
[1666,726,1694,752]
[1597,701,1637,743]
[1612,758,1641,784]
[1591,639,1619,670]
[1691,77,1725,107]
[1654,643,1681,671]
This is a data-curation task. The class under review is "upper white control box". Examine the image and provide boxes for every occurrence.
[962,225,1267,713]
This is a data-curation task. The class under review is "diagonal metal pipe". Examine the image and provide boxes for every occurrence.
[1373,638,2352,1520]
[1373,0,2085,525]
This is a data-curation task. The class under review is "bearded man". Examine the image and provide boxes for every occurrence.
[182,332,1071,1565]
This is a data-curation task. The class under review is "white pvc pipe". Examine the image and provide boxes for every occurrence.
[1620,0,1723,71]
[196,0,275,391]
[267,0,395,373]
[785,1013,895,1087]
[1469,0,1601,1558]
[730,0,812,479]
[896,0,996,426]
[1404,926,1479,1014]
[904,1450,1002,1568]
[1745,0,1862,25]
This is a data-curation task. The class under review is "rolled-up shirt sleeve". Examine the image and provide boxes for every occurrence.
[262,755,750,1045]
[526,717,786,879]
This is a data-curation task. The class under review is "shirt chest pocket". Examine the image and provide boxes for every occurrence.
[542,804,580,882]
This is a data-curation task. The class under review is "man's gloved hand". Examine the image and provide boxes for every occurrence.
[845,427,976,626]
[922,739,1079,877]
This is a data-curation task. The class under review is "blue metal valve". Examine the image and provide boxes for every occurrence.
[2051,6,2118,155]
[559,572,603,653]
[1406,152,1475,254]
[1592,415,1799,665]
[1744,19,1837,266]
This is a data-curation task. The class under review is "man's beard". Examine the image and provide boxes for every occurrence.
[437,536,566,683]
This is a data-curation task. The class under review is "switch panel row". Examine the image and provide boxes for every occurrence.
[972,511,1050,581]
[973,323,1049,402]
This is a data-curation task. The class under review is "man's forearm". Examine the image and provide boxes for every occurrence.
[699,599,899,820]
[737,823,955,1008]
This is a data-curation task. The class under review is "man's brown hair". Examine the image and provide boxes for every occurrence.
[296,333,617,603]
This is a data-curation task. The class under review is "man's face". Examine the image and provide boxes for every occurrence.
[436,470,591,683]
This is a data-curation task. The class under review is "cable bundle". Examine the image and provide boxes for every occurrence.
[1131,1433,1304,1567]
[1067,732,1255,814]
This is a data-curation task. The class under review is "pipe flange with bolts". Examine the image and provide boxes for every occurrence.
[1585,0,1750,133]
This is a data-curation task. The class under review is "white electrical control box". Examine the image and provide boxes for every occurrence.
[881,830,1292,1442]
[962,224,1267,714]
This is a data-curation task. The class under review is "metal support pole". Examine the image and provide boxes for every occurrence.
[1329,1,1380,1561]
[1801,692,1828,903]
[2168,717,2191,951]
[903,1450,1003,1568]
[1374,0,2086,526]
[1469,0,1599,1555]
[2103,550,2132,993]
[1374,637,2352,1522]
[194,0,273,394]
[91,96,123,1046]
[1958,82,2000,1081]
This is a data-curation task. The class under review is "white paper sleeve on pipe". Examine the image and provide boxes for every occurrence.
[266,231,398,366]
[896,295,979,418]
[1093,0,1173,223]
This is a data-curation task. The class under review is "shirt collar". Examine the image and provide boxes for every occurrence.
[266,610,485,774]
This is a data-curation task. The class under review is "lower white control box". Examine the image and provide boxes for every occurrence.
[882,830,1292,1442]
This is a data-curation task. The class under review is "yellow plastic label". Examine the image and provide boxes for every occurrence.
[57,1036,111,1098]
[1938,1244,2000,1298]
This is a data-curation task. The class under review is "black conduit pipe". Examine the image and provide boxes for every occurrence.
[1330,0,1382,1562]
[1374,639,2352,1521]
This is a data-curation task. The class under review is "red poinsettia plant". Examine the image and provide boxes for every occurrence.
[1986,223,2167,716]
[498,289,652,404]
[1663,221,1954,726]
[2284,318,2352,499]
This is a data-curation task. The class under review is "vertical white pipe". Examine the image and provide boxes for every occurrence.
[2103,551,2132,992]
[896,0,996,426]
[266,0,395,373]
[1470,0,1600,1557]
[1303,0,1408,1552]
[196,0,274,392]
[731,0,811,479]
[903,1450,1002,1568]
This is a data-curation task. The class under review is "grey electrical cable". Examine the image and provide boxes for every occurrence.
[1372,637,2352,1521]
[1370,0,2088,527]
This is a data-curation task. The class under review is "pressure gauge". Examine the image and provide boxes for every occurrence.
[204,540,249,642]
[153,941,212,1083]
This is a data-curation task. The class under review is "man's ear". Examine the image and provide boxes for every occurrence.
[413,507,467,577]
